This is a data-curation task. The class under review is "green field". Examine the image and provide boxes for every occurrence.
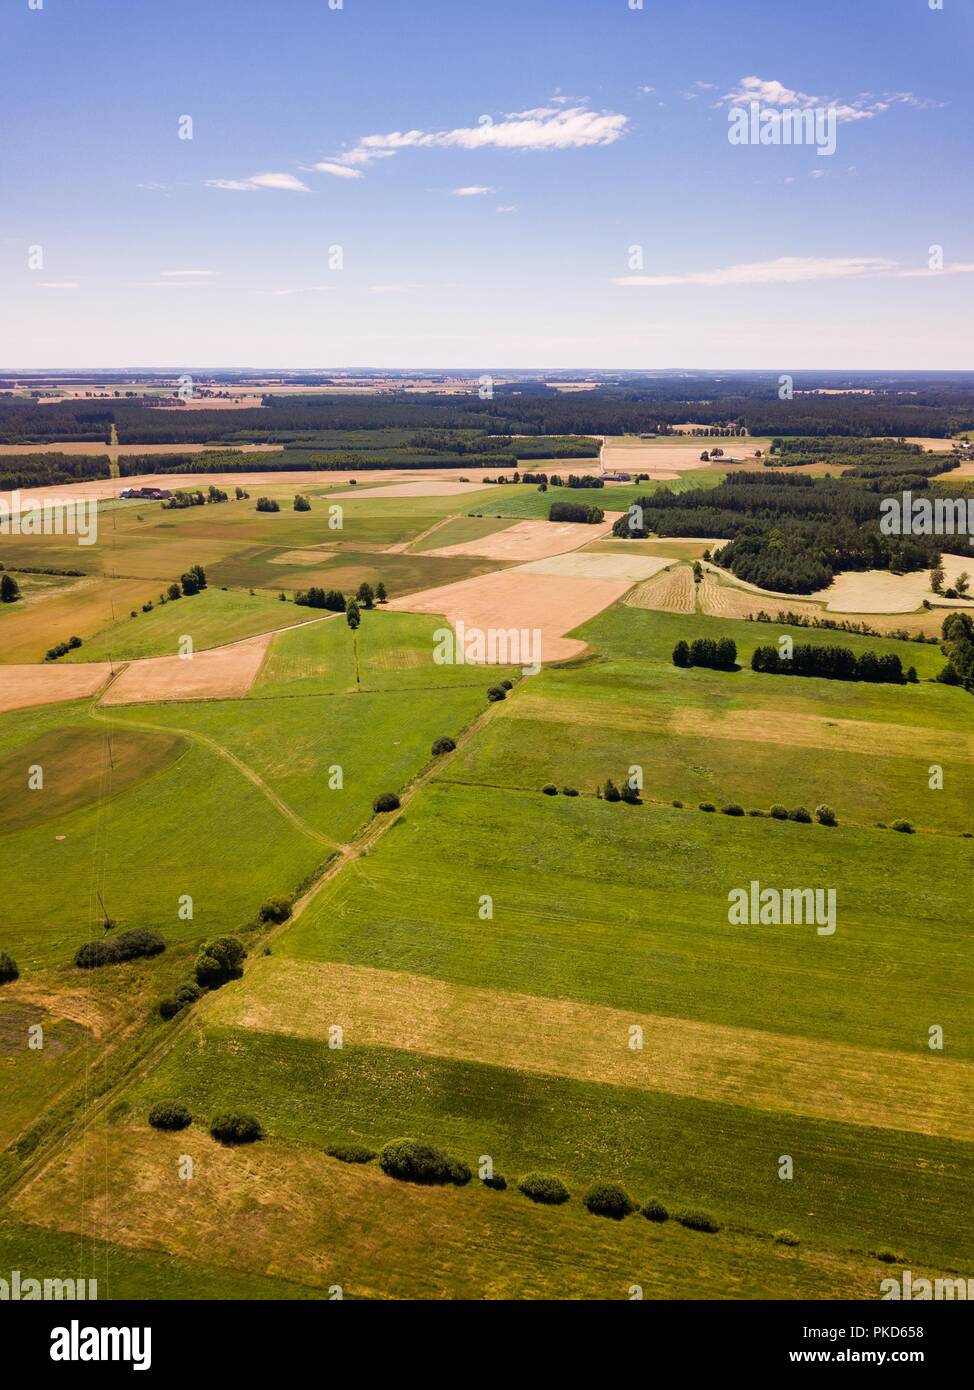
[2,476,971,1302]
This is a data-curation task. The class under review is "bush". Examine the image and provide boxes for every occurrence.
[326,1143,375,1165]
[74,929,165,969]
[774,1229,801,1246]
[500,679,514,690]
[672,640,691,668]
[603,779,621,803]
[891,819,914,834]
[674,1209,721,1233]
[0,951,19,985]
[194,936,246,988]
[671,800,684,809]
[158,980,202,1021]
[699,801,716,813]
[487,685,506,702]
[541,783,558,796]
[875,1249,906,1265]
[258,896,292,924]
[620,783,641,805]
[770,804,789,820]
[583,1182,637,1220]
[379,1138,471,1186]
[210,1112,263,1145]
[748,809,766,817]
[562,787,579,797]
[431,737,456,755]
[148,1101,192,1131]
[641,1197,669,1223]
[788,807,812,823]
[373,792,401,814]
[721,804,745,817]
[815,804,838,827]
[517,1173,570,1205]
[482,1173,508,1191]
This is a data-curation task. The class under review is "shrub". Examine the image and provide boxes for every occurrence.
[672,640,691,668]
[562,787,579,797]
[210,1112,263,1145]
[0,951,19,985]
[788,806,812,823]
[583,1182,637,1220]
[699,801,716,813]
[431,737,456,755]
[373,792,401,814]
[326,1143,375,1165]
[815,804,838,827]
[770,804,789,820]
[891,819,914,834]
[487,685,506,702]
[674,1209,721,1233]
[774,1229,801,1246]
[482,1173,508,1191]
[541,784,558,796]
[620,783,641,805]
[379,1138,470,1186]
[148,1101,192,1131]
[517,1173,570,1205]
[603,778,621,803]
[258,896,292,924]
[875,1249,906,1265]
[158,980,202,1021]
[74,929,165,969]
[500,679,514,690]
[641,1197,669,1223]
[748,809,766,817]
[721,804,745,817]
[194,935,246,988]
[671,799,684,809]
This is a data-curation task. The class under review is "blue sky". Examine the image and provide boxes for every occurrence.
[1,0,971,369]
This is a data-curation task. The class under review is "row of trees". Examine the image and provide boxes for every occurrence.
[751,643,910,684]
[672,637,738,671]
[294,580,387,611]
[549,500,605,524]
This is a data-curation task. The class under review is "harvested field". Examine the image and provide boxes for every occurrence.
[601,437,763,478]
[424,517,616,561]
[267,547,338,566]
[626,564,696,615]
[207,958,974,1139]
[330,480,489,499]
[517,552,672,582]
[0,442,279,457]
[810,555,974,613]
[100,632,272,706]
[389,568,632,662]
[0,662,113,713]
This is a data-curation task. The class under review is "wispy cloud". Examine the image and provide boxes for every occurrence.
[206,172,310,192]
[328,104,629,175]
[719,76,942,124]
[255,285,334,297]
[39,282,79,290]
[451,185,494,197]
[368,282,427,294]
[495,205,518,214]
[161,269,221,278]
[614,255,974,287]
[313,162,364,180]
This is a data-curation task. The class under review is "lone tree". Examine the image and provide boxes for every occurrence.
[0,573,20,604]
[375,581,388,603]
[180,565,207,596]
[356,582,375,610]
[346,599,361,630]
[293,494,311,512]
[0,951,19,984]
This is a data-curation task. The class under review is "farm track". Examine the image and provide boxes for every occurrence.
[2,679,515,1207]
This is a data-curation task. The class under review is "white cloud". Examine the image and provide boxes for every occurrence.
[368,282,426,294]
[613,255,974,288]
[719,76,942,124]
[639,85,655,95]
[314,162,364,180]
[161,270,221,277]
[206,172,310,192]
[39,282,78,290]
[332,104,629,174]
[451,185,494,197]
[495,205,518,214]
